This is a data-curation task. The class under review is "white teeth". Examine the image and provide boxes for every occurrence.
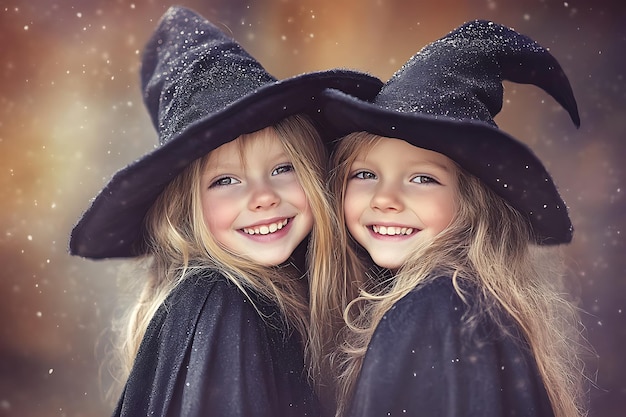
[372,225,414,236]
[243,219,289,235]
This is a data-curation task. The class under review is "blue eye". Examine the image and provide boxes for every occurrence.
[210,176,240,188]
[354,170,376,180]
[411,175,438,184]
[272,164,294,175]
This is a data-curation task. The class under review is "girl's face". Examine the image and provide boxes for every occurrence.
[344,137,458,270]
[201,127,313,266]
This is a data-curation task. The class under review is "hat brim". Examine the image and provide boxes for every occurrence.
[323,89,572,245]
[70,71,382,259]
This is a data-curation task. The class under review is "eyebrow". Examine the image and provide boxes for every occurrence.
[413,159,454,172]
[353,157,454,173]
[204,149,291,173]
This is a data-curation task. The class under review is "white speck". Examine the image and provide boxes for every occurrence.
[48,368,54,374]
[36,311,42,318]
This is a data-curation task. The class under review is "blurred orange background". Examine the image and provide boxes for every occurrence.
[1,0,624,416]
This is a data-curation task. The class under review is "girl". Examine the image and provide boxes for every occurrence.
[69,7,381,417]
[318,21,587,417]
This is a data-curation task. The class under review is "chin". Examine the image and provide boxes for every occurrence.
[372,258,403,271]
[254,253,292,267]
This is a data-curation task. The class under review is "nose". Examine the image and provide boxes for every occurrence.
[371,182,404,212]
[248,181,281,211]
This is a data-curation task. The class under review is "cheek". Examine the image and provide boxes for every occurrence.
[283,180,311,215]
[433,195,457,232]
[294,186,310,212]
[343,189,363,228]
[202,195,232,234]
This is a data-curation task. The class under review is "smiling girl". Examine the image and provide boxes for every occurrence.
[69,6,381,417]
[319,20,587,417]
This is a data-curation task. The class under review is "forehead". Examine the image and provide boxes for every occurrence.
[358,137,456,170]
[206,127,284,165]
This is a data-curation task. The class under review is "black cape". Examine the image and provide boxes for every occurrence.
[113,271,321,417]
[346,277,554,417]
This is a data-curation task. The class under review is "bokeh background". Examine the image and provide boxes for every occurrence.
[1,0,624,416]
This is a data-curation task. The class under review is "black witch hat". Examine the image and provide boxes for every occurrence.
[323,20,579,245]
[70,6,383,259]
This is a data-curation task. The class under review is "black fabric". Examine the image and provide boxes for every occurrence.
[113,271,321,417]
[345,277,553,417]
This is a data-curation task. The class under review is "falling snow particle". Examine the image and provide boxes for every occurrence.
[24,25,29,31]
[48,368,54,375]
[36,311,42,318]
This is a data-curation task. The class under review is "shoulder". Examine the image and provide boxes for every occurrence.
[151,269,280,336]
[166,269,268,315]
[383,277,472,327]
[373,276,523,350]
[166,270,247,304]
[143,269,285,354]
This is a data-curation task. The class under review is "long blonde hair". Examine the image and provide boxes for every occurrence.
[328,132,586,417]
[108,115,337,396]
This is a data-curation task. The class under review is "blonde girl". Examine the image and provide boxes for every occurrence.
[69,6,381,417]
[317,20,587,417]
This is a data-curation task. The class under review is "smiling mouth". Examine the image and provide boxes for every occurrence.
[370,225,415,236]
[242,218,290,235]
